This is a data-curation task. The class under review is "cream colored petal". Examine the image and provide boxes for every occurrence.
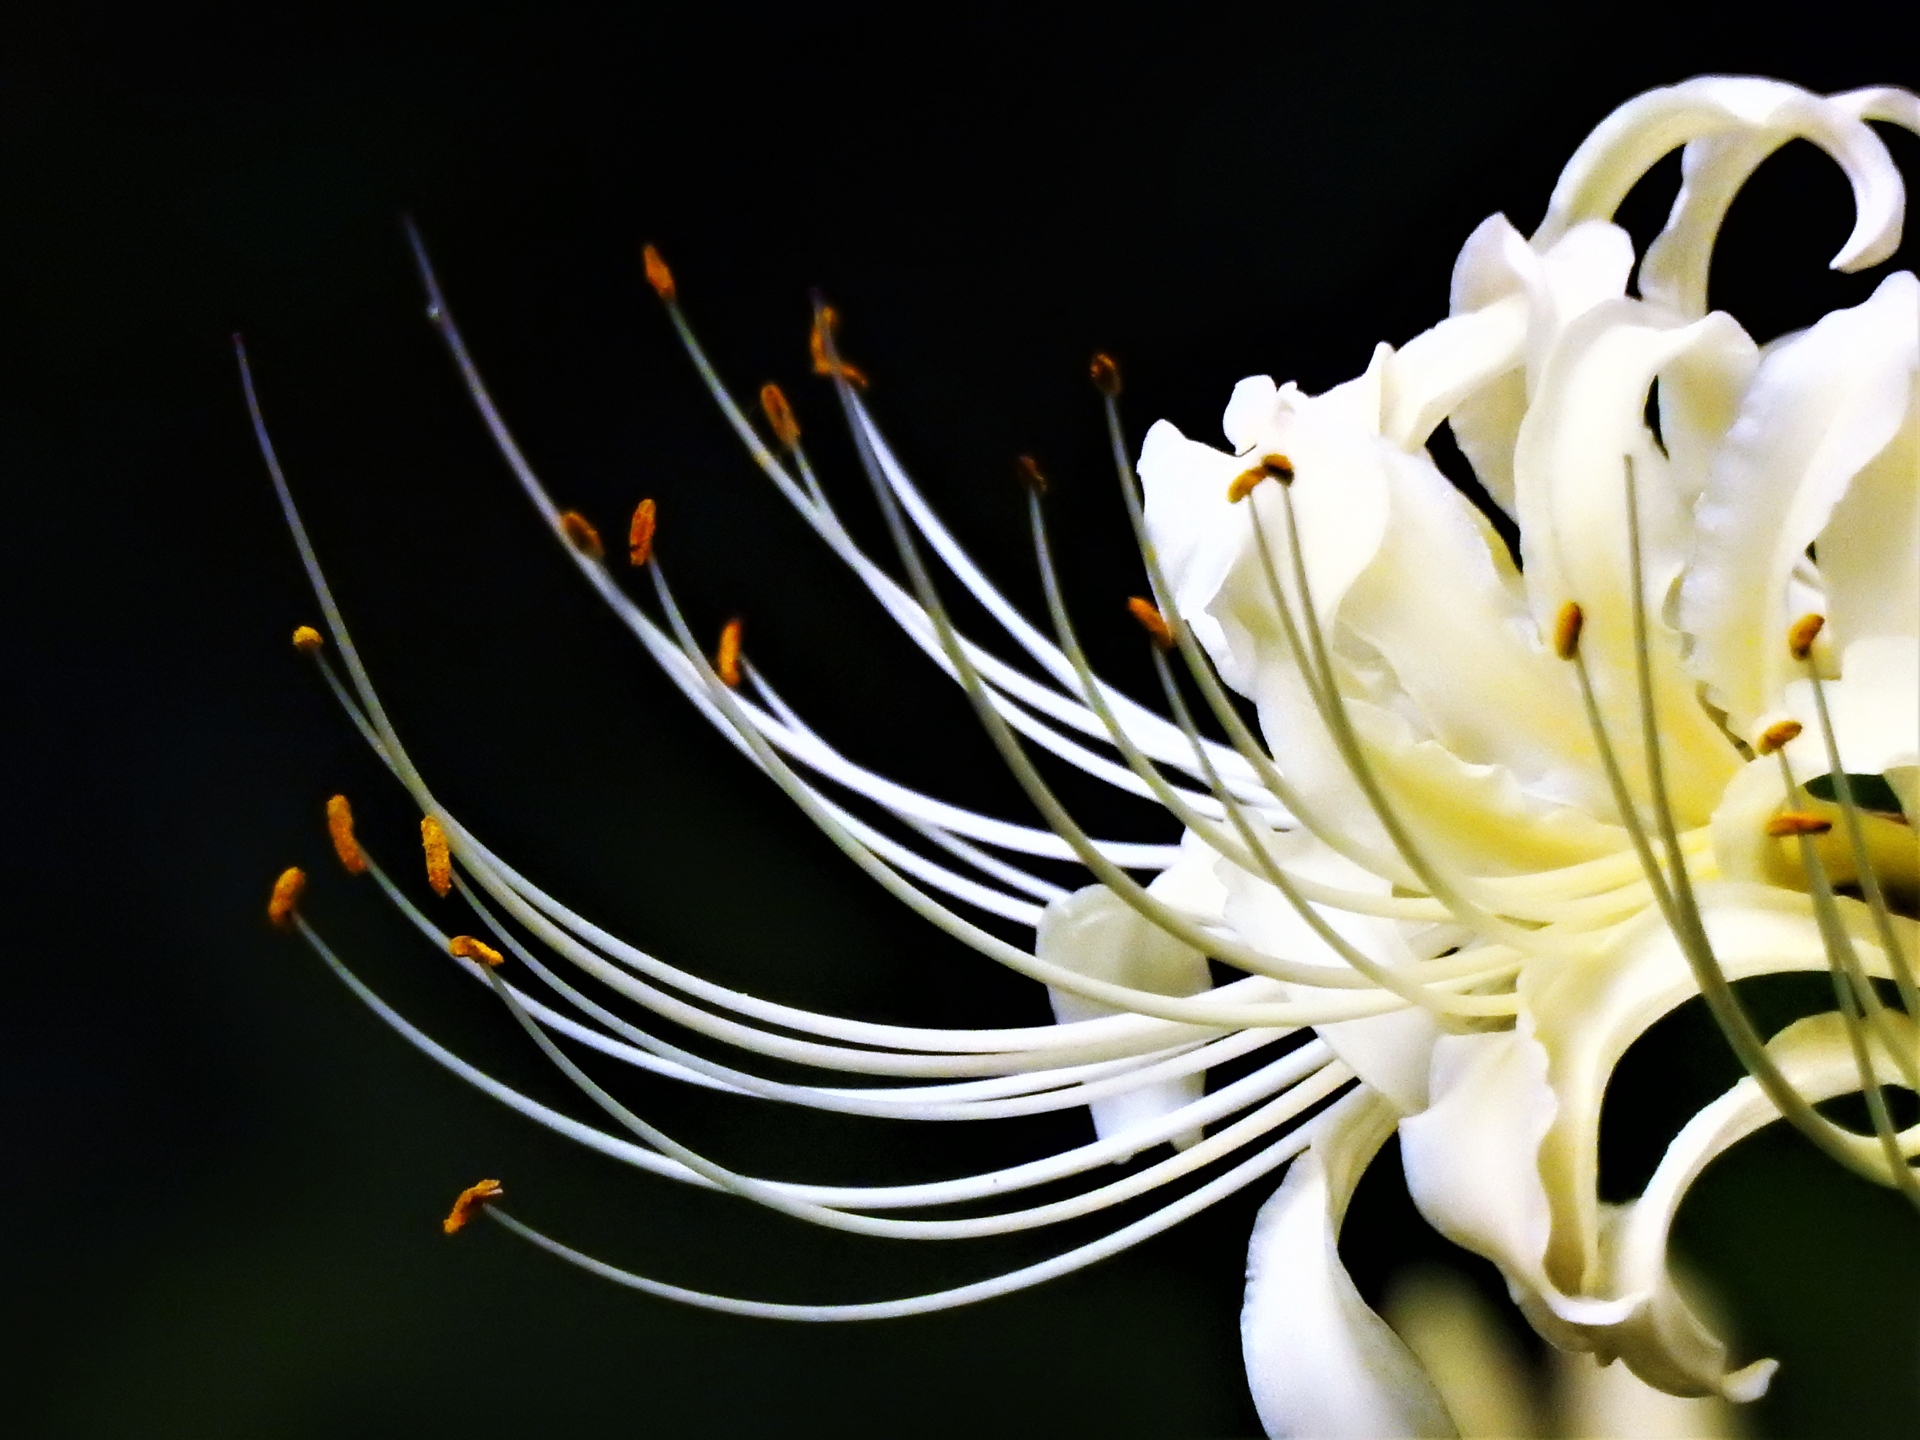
[1523,884,1906,1298]
[1242,1088,1457,1439]
[1446,216,1635,516]
[1535,76,1907,275]
[1679,272,1919,734]
[1339,444,1613,819]
[1038,881,1214,1156]
[1513,299,1748,823]
[1384,295,1528,452]
[1384,1267,1548,1440]
[1219,831,1440,1113]
[1817,371,1920,656]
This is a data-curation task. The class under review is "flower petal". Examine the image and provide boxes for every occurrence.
[1242,1088,1457,1439]
[1038,878,1215,1156]
[1679,271,1919,734]
[1513,298,1749,823]
[1536,76,1907,276]
[1219,831,1440,1113]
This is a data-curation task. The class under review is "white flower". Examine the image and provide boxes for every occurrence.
[254,75,1920,1438]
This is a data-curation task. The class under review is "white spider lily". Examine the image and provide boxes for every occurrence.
[253,74,1920,1438]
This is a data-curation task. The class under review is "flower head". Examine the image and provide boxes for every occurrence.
[254,75,1920,1437]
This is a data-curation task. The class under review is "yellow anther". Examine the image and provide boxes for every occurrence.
[449,934,504,968]
[1755,719,1804,756]
[642,244,676,303]
[760,383,801,448]
[1089,353,1122,398]
[291,625,324,653]
[421,816,452,897]
[809,307,869,389]
[1127,596,1175,651]
[267,866,306,928]
[1227,454,1293,503]
[1787,612,1825,661]
[558,509,605,561]
[1015,455,1049,496]
[443,1178,504,1235]
[1767,812,1834,838]
[325,794,368,876]
[714,618,744,689]
[1552,601,1584,661]
[628,498,657,567]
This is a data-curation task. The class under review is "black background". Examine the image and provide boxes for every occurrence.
[8,4,1920,1436]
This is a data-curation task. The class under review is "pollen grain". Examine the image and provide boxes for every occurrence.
[1127,597,1175,651]
[760,383,801,448]
[449,934,505,968]
[1767,812,1834,838]
[1787,612,1825,660]
[1552,602,1585,661]
[443,1178,504,1235]
[559,510,605,560]
[291,624,324,653]
[809,307,869,389]
[628,498,658,567]
[642,244,676,303]
[267,866,306,928]
[715,618,744,689]
[422,816,453,897]
[1756,719,1804,755]
[1089,353,1122,397]
[325,794,368,875]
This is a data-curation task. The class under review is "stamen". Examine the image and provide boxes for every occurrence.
[450,934,505,968]
[326,794,368,875]
[628,498,657,567]
[267,866,305,928]
[443,1177,504,1235]
[1014,455,1049,496]
[558,509,605,560]
[1126,597,1175,651]
[291,624,324,653]
[1787,612,1826,660]
[1756,719,1803,755]
[641,243,676,303]
[760,383,801,449]
[1767,812,1835,838]
[714,618,744,688]
[1552,601,1584,661]
[809,306,869,389]
[1088,353,1122,398]
[422,816,453,897]
[1226,456,1292,504]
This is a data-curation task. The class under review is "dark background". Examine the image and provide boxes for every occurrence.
[7,4,1920,1435]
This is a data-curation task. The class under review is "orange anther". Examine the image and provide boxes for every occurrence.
[443,1178,504,1235]
[1787,612,1825,661]
[642,244,676,303]
[1755,719,1803,756]
[808,307,869,389]
[326,794,368,876]
[1227,454,1293,504]
[267,866,306,928]
[1127,596,1175,651]
[421,816,452,897]
[559,510,605,561]
[449,934,504,968]
[628,498,657,567]
[1767,812,1833,838]
[291,625,324,653]
[760,383,801,448]
[1014,455,1049,496]
[1552,602,1584,661]
[1089,353,1122,398]
[715,618,744,688]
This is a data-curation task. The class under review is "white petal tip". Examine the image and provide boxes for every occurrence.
[1723,1356,1779,1403]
